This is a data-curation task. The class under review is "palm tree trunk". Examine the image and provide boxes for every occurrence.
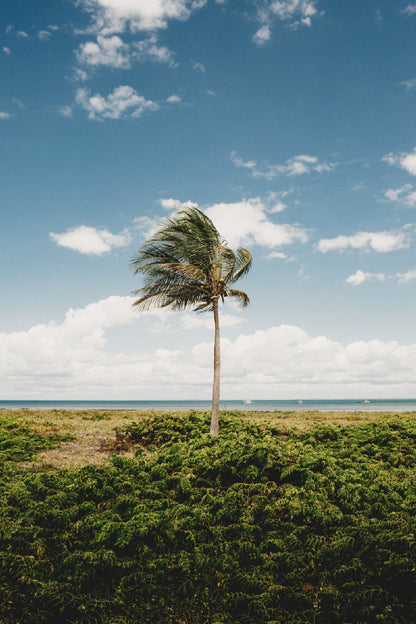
[210,298,220,436]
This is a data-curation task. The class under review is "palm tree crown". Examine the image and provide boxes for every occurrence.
[131,205,252,435]
[131,206,251,311]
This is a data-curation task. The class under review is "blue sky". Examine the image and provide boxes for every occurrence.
[2,0,416,400]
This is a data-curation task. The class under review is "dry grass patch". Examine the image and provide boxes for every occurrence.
[1,409,158,469]
[245,409,412,432]
[2,408,414,469]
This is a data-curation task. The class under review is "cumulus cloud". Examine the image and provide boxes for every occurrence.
[216,326,416,398]
[133,199,200,240]
[49,225,131,255]
[317,230,409,253]
[400,77,416,90]
[181,312,243,330]
[396,269,416,283]
[205,198,309,249]
[166,94,181,104]
[2,46,11,55]
[139,196,305,250]
[158,198,183,210]
[253,0,321,44]
[266,0,319,23]
[267,251,288,260]
[346,268,416,286]
[192,61,206,72]
[346,270,386,286]
[38,29,53,41]
[231,151,334,179]
[77,0,207,35]
[383,184,416,207]
[134,35,175,64]
[77,35,131,68]
[59,105,73,118]
[252,24,271,45]
[383,148,416,176]
[0,111,11,120]
[401,4,416,15]
[4,300,416,399]
[75,85,159,119]
[76,34,176,71]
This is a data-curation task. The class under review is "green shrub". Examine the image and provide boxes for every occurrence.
[0,413,416,623]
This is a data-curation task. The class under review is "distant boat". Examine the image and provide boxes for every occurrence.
[361,399,370,404]
[296,400,303,404]
[243,399,253,404]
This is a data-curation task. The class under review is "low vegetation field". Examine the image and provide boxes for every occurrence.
[1,408,415,623]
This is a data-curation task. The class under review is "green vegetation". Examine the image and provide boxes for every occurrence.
[1,409,416,623]
[131,205,252,436]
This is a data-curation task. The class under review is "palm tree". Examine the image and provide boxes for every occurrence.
[130,205,252,436]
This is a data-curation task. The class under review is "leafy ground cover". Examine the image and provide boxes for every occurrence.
[0,409,415,623]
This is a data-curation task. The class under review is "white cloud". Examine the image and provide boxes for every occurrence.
[231,151,334,179]
[205,198,309,249]
[230,151,257,172]
[78,0,207,35]
[192,61,206,72]
[215,326,416,398]
[346,270,386,286]
[132,215,162,239]
[134,199,199,239]
[317,230,409,253]
[136,196,306,251]
[384,184,413,202]
[383,184,416,207]
[16,30,28,38]
[75,85,159,120]
[267,251,288,260]
[396,269,416,283]
[400,77,416,90]
[166,94,181,104]
[2,46,11,55]
[38,30,52,41]
[12,97,24,110]
[0,111,11,120]
[268,201,286,213]
[267,0,319,22]
[401,4,416,15]
[3,297,416,399]
[50,225,131,255]
[254,0,321,42]
[252,24,271,45]
[383,148,416,176]
[75,33,175,75]
[181,312,243,330]
[77,35,131,68]
[159,198,183,210]
[6,297,416,399]
[72,67,90,82]
[59,105,73,118]
[134,35,175,64]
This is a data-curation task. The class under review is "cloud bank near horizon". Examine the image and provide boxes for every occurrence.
[2,295,416,400]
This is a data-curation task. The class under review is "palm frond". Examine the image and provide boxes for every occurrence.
[225,288,250,307]
[229,248,252,283]
[131,206,251,313]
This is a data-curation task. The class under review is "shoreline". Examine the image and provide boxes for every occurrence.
[1,399,416,413]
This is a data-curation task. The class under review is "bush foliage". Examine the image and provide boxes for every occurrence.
[1,410,416,623]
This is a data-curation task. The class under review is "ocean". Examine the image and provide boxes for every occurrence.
[1,399,416,412]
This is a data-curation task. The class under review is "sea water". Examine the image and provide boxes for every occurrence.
[1,399,416,412]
